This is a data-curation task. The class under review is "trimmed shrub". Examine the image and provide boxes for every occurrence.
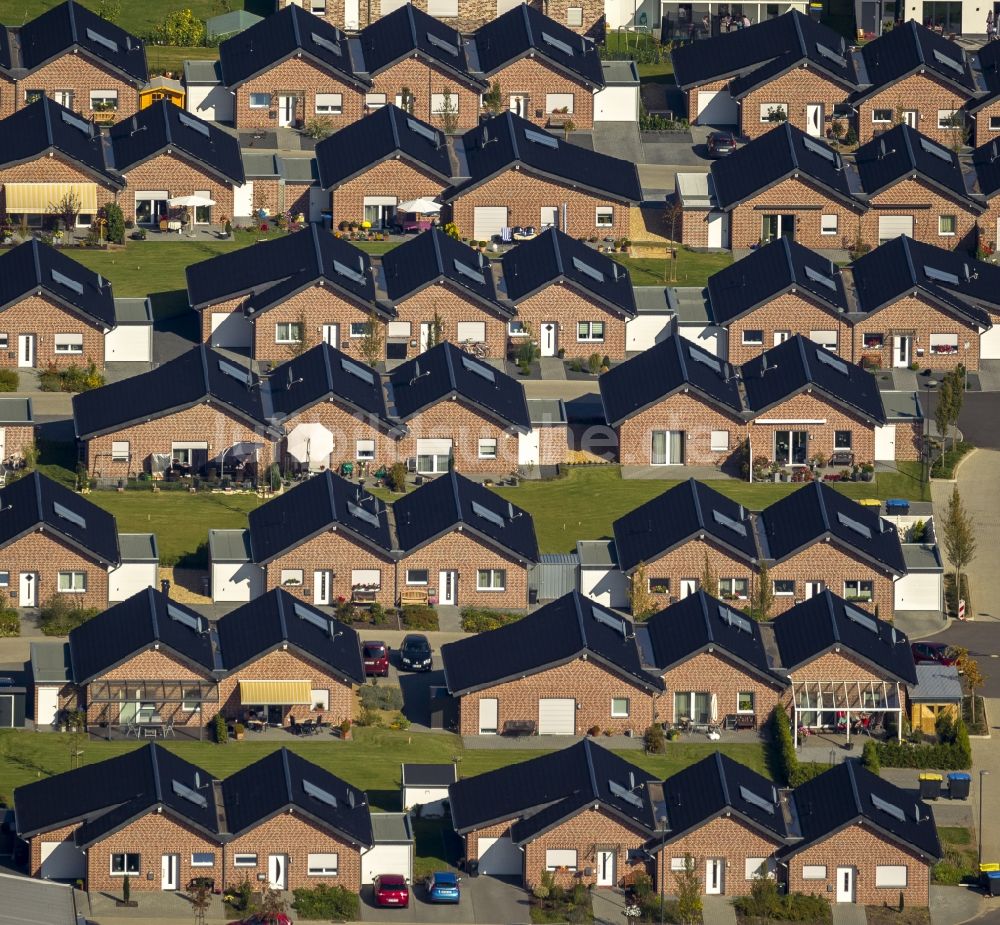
[39,597,100,635]
[460,607,525,632]
[644,723,665,754]
[0,370,18,391]
[292,884,359,921]
[213,713,228,744]
[861,739,880,774]
[769,704,831,785]
[733,891,831,922]
[401,605,438,630]
[358,684,403,711]
[875,718,971,770]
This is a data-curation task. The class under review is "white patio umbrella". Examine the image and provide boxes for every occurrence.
[286,422,334,467]
[168,194,216,207]
[396,198,442,214]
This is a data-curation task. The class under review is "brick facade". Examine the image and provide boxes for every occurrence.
[118,153,236,227]
[1,529,110,608]
[15,54,141,119]
[1,424,36,462]
[974,99,1000,148]
[490,58,596,130]
[396,400,521,472]
[686,79,730,125]
[368,60,481,130]
[278,400,394,471]
[859,178,979,250]
[0,155,118,222]
[856,74,970,147]
[391,283,509,359]
[512,285,627,359]
[637,537,753,610]
[739,68,850,141]
[0,293,105,369]
[330,158,449,229]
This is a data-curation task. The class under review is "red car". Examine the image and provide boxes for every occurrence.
[363,640,390,677]
[227,916,292,925]
[911,641,959,666]
[374,874,410,908]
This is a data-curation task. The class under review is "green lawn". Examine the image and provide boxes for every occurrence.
[146,44,218,77]
[614,250,734,288]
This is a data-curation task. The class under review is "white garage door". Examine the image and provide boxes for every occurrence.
[477,837,523,877]
[707,211,728,248]
[187,84,234,123]
[108,562,157,602]
[594,86,638,122]
[473,207,508,241]
[894,572,942,611]
[878,215,913,243]
[40,841,86,880]
[538,697,575,735]
[36,687,59,727]
[874,424,896,461]
[981,324,1000,360]
[211,311,252,349]
[362,843,412,884]
[234,181,254,218]
[696,91,738,125]
[105,325,152,362]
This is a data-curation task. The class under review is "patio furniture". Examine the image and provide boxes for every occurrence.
[829,451,854,467]
[725,714,757,731]
[162,717,175,738]
[502,719,536,737]
[168,220,183,233]
[500,226,513,244]
[352,586,378,605]
[399,588,429,606]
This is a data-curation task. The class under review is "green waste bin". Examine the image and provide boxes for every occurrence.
[919,773,943,799]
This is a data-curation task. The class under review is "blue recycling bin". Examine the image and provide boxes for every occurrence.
[984,871,1000,896]
[886,498,910,514]
[948,772,971,799]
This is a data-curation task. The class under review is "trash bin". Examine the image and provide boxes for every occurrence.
[919,773,943,799]
[949,772,971,800]
[886,498,910,515]
[982,869,1000,896]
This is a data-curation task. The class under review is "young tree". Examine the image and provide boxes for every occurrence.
[629,563,657,621]
[426,311,444,349]
[934,374,953,465]
[102,202,125,245]
[439,89,459,134]
[942,486,976,617]
[751,562,774,621]
[358,307,384,368]
[664,200,683,283]
[482,80,503,115]
[746,867,779,925]
[947,365,965,452]
[955,646,985,724]
[286,311,311,358]
[676,854,702,925]
[49,191,81,234]
[700,552,717,597]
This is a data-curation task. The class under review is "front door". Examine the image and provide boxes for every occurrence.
[706,858,724,894]
[17,335,35,368]
[806,103,823,137]
[596,850,615,886]
[651,430,684,465]
[893,335,912,367]
[680,579,698,598]
[278,95,296,127]
[322,324,339,346]
[344,0,360,29]
[774,430,808,466]
[902,110,917,128]
[509,94,528,117]
[313,570,331,606]
[836,867,855,902]
[439,570,457,606]
[268,854,287,890]
[19,572,36,607]
[420,322,433,352]
[539,322,557,356]
[805,581,824,599]
[161,854,179,891]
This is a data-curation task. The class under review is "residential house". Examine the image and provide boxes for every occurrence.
[109,101,245,227]
[443,111,641,240]
[501,228,637,359]
[388,340,531,474]
[441,590,663,736]
[968,40,1000,147]
[0,397,35,464]
[448,739,660,887]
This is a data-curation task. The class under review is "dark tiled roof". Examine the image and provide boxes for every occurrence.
[441,590,662,695]
[393,470,539,562]
[402,763,456,786]
[612,479,757,574]
[772,590,917,682]
[757,481,907,574]
[0,239,115,328]
[448,112,642,203]
[110,100,244,184]
[741,335,886,423]
[500,228,636,316]
[388,341,530,431]
[471,4,604,87]
[971,137,1000,199]
[315,105,452,189]
[216,588,365,684]
[599,334,742,427]
[0,472,119,565]
[69,588,214,683]
[707,237,849,324]
[247,470,394,562]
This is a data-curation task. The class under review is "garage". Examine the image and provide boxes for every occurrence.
[477,836,523,877]
[696,90,738,125]
[108,534,158,602]
[105,298,153,363]
[538,697,575,735]
[210,310,252,349]
[401,763,456,816]
[878,215,913,243]
[895,544,943,612]
[40,841,86,881]
[0,684,25,727]
[210,529,264,602]
[981,324,1000,360]
[707,212,728,248]
[594,67,640,122]
[361,813,414,885]
[184,60,234,122]
[473,206,508,241]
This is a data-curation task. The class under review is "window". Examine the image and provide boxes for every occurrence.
[991,116,1000,131]
[670,858,688,872]
[938,109,959,129]
[611,697,630,717]
[773,580,795,596]
[0,573,8,588]
[456,321,485,342]
[872,109,892,123]
[431,93,458,115]
[810,330,837,350]
[110,853,140,875]
[835,430,852,450]
[366,93,387,109]
[477,568,506,591]
[745,858,768,880]
[648,577,670,594]
[0,334,7,350]
[406,569,429,585]
[939,215,957,236]
[280,569,304,587]
[759,103,787,122]
[89,89,118,111]
[349,322,369,337]
[546,849,578,871]
[54,333,84,355]
[930,333,959,354]
[275,322,304,343]
[315,93,343,114]
[311,0,327,10]
[596,207,613,227]
[351,568,381,589]
[387,321,411,339]
[192,853,215,867]
[111,441,130,462]
[737,692,755,713]
[844,579,873,602]
[710,431,729,452]
[308,853,339,876]
[416,438,452,473]
[875,866,908,888]
[356,439,375,460]
[577,321,605,342]
[428,0,459,15]
[821,214,838,235]
[478,438,498,459]
[58,572,86,593]
[719,577,748,599]
[546,93,574,114]
[25,89,44,104]
[509,320,528,336]
[234,854,258,867]
[181,685,201,712]
[172,441,207,467]
[864,333,884,349]
[742,330,763,345]
[311,688,329,711]
[567,6,583,25]
[53,90,74,108]
[249,93,272,109]
[802,865,827,880]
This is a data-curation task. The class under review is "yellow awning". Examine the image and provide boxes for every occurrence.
[5,182,98,214]
[239,680,313,706]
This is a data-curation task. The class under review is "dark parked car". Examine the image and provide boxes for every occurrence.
[363,640,390,677]
[398,634,433,672]
[911,641,959,667]
[374,874,410,908]
[425,871,461,903]
[707,131,737,157]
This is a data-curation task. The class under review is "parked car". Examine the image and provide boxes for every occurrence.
[393,212,434,234]
[227,915,293,925]
[374,874,410,908]
[911,641,959,667]
[707,131,737,157]
[398,634,433,672]
[363,640,390,677]
[425,871,461,903]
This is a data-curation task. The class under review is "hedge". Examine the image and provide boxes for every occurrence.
[292,885,359,921]
[768,705,829,786]
[39,598,101,635]
[358,684,403,712]
[401,605,438,630]
[875,726,971,770]
[460,607,525,632]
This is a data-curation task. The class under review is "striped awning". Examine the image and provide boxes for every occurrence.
[5,182,98,213]
[238,680,312,706]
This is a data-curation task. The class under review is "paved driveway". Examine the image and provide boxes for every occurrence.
[924,390,1000,449]
[359,876,529,924]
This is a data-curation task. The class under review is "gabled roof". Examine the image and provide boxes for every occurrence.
[72,345,273,439]
[786,762,941,860]
[660,752,788,844]
[219,4,366,89]
[359,4,482,85]
[599,333,742,427]
[448,739,659,840]
[741,334,886,424]
[971,137,1000,199]
[0,96,121,186]
[0,472,119,565]
[854,124,981,208]
[442,590,662,696]
[500,228,637,317]
[393,470,539,562]
[772,590,917,683]
[757,481,906,574]
[387,341,530,432]
[216,588,365,684]
[711,123,862,211]
[69,587,215,683]
[0,239,116,329]
[315,105,452,189]
[402,763,457,786]
[15,0,147,83]
[707,237,849,324]
[247,470,394,563]
[222,748,373,846]
[110,100,244,184]
[446,111,642,203]
[612,479,758,574]
[644,590,775,681]
[849,235,992,328]
[471,4,604,87]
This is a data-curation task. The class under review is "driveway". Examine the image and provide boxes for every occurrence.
[359,876,529,924]
[923,390,1000,449]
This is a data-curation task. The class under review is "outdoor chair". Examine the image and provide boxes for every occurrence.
[162,717,175,738]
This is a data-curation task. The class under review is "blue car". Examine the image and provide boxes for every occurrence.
[425,871,461,903]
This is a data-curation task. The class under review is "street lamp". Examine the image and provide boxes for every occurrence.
[980,770,990,867]
[659,815,668,925]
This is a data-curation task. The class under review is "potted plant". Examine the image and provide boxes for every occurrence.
[339,719,352,741]
[861,463,875,481]
[233,722,245,741]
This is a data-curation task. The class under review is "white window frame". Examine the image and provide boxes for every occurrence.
[427,0,459,15]
[280,568,304,587]
[181,685,201,713]
[508,320,529,337]
[0,572,9,588]
[387,320,411,338]
[710,430,729,452]
[478,438,498,459]
[275,322,304,344]
[938,109,959,129]
[611,697,630,717]
[54,333,84,354]
[57,571,86,593]
[872,109,892,123]
[670,857,688,872]
[89,89,118,111]
[596,207,613,228]
[546,92,574,114]
[307,852,339,876]
[366,93,388,110]
[191,852,215,868]
[991,115,1000,131]
[349,321,369,338]
[234,854,258,867]
[844,579,873,602]
[0,334,8,350]
[875,866,908,888]
[545,849,578,871]
[111,440,130,462]
[456,321,486,343]
[802,865,827,880]
[759,103,787,122]
[476,568,506,591]
[745,858,768,880]
[577,321,605,342]
[719,577,748,600]
[311,688,329,711]
[406,569,429,586]
[431,92,458,114]
[356,439,375,461]
[939,215,957,236]
[773,579,795,596]
[821,214,838,235]
[351,568,381,589]
[736,691,755,713]
[315,92,343,115]
[810,330,837,350]
[567,6,583,25]
[742,329,763,345]
[249,92,272,109]
[648,577,670,594]
[110,853,141,876]
[834,430,853,450]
